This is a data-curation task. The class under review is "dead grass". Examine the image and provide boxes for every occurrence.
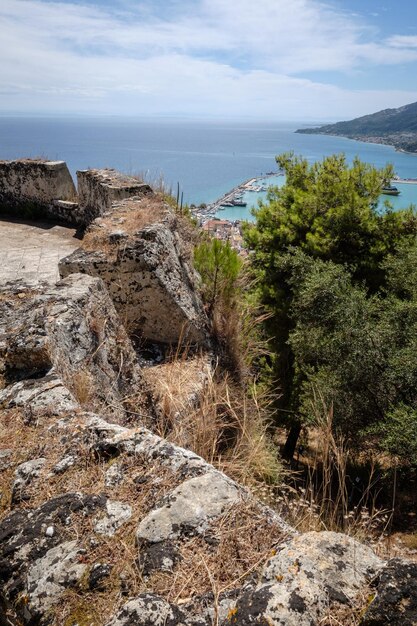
[148,500,286,606]
[81,194,171,256]
[146,359,282,488]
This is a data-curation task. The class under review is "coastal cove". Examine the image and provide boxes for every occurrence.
[1,117,417,211]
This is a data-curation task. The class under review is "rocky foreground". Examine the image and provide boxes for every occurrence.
[1,160,416,625]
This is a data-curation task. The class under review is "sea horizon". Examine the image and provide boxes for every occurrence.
[1,116,416,211]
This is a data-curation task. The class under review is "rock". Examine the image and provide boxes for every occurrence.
[226,531,384,626]
[87,415,211,475]
[136,472,240,544]
[26,540,87,617]
[361,558,417,625]
[0,273,149,420]
[52,455,76,475]
[95,500,132,536]
[105,462,124,487]
[0,448,13,471]
[139,540,180,575]
[0,492,106,606]
[60,202,208,346]
[77,169,153,224]
[0,159,77,220]
[12,458,46,503]
[45,526,55,537]
[105,594,187,626]
[0,374,78,417]
[88,562,112,591]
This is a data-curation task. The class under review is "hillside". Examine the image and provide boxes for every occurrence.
[1,159,417,626]
[296,101,417,152]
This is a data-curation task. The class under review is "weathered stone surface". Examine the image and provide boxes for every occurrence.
[12,458,46,503]
[89,562,112,591]
[60,202,208,345]
[227,531,384,626]
[361,558,417,626]
[0,449,13,471]
[51,455,76,475]
[0,159,76,220]
[105,462,124,487]
[105,594,188,626]
[136,472,241,543]
[87,415,210,474]
[94,500,132,536]
[0,219,79,287]
[77,169,152,224]
[0,374,78,416]
[26,540,87,617]
[0,274,148,420]
[0,493,105,605]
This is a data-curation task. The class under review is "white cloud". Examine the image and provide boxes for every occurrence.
[1,0,417,117]
[387,35,417,49]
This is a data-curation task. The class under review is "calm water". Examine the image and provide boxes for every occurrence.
[0,117,417,212]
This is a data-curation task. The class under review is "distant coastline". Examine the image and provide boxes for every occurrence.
[296,130,417,155]
[296,101,417,155]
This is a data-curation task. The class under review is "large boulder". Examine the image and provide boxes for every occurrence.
[226,531,384,626]
[0,274,149,419]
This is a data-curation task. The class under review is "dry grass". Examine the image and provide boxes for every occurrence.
[81,194,171,256]
[269,392,391,544]
[148,500,286,605]
[145,358,282,488]
[0,402,288,626]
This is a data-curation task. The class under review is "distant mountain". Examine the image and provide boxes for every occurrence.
[296,102,417,153]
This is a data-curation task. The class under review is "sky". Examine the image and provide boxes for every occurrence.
[1,0,417,121]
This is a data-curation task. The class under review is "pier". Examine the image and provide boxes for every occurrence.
[192,172,281,222]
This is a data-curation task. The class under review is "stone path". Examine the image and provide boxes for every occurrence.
[0,218,79,286]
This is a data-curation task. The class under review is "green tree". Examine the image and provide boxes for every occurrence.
[194,238,242,314]
[287,248,417,462]
[244,153,417,457]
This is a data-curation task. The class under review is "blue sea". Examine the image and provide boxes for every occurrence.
[1,117,417,218]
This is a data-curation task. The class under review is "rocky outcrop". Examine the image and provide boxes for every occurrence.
[361,559,417,625]
[60,198,208,345]
[1,158,416,626]
[77,169,153,224]
[0,273,149,420]
[226,531,383,626]
[0,159,77,220]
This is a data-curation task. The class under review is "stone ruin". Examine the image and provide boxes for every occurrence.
[0,159,416,626]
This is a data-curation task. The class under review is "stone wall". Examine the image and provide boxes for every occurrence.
[59,198,209,346]
[77,169,153,224]
[0,159,77,220]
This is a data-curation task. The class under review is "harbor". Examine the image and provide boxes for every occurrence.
[191,171,283,223]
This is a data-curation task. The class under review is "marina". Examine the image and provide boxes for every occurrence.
[191,172,284,222]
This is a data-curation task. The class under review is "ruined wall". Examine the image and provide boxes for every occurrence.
[77,169,153,224]
[0,159,77,219]
[60,222,208,345]
[59,196,209,346]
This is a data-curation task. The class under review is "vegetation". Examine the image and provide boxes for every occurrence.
[296,100,417,153]
[244,153,417,461]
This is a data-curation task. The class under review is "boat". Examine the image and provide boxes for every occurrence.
[381,185,400,196]
[231,200,247,207]
[220,201,234,207]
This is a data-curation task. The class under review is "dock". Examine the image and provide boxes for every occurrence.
[192,172,282,222]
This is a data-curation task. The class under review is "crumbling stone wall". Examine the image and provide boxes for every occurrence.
[77,169,152,224]
[0,159,77,219]
[59,199,209,346]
